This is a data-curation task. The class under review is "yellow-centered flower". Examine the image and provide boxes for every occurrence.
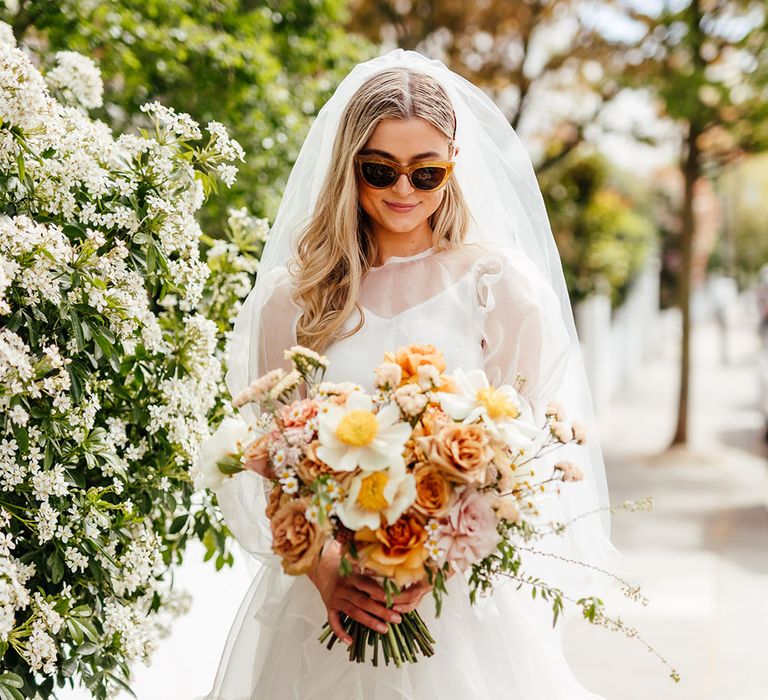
[336,465,416,530]
[437,368,540,455]
[476,386,520,420]
[356,471,390,511]
[316,391,411,472]
[335,409,378,446]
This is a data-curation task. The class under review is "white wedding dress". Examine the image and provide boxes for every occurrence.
[203,244,607,699]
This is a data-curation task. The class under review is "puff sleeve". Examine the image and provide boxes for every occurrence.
[476,248,572,422]
[216,266,301,567]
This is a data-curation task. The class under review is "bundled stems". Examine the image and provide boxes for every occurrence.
[317,609,435,666]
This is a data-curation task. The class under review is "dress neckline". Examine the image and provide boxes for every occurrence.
[370,246,435,270]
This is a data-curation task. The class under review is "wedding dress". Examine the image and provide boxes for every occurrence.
[202,243,607,699]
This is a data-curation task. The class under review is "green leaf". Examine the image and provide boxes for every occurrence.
[51,550,65,584]
[70,309,86,351]
[67,363,83,402]
[0,674,23,689]
[77,642,99,656]
[169,514,188,535]
[105,672,136,698]
[12,424,28,452]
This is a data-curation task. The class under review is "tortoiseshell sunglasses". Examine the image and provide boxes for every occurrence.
[354,154,455,192]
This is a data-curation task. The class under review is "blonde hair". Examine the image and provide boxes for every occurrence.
[293,68,471,352]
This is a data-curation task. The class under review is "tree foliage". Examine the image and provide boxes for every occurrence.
[612,0,768,444]
[2,0,375,226]
[540,149,657,307]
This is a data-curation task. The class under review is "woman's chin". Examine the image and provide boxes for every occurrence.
[376,214,427,234]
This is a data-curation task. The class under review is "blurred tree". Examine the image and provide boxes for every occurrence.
[716,153,768,287]
[617,0,768,446]
[540,149,657,307]
[2,0,375,226]
[345,0,625,172]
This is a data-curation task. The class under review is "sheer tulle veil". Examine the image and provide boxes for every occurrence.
[223,48,617,594]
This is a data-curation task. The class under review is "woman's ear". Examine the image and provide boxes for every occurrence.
[452,143,460,159]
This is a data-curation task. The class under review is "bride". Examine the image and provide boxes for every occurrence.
[204,49,615,699]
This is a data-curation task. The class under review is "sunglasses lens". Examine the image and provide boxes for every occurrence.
[412,166,448,191]
[360,161,398,188]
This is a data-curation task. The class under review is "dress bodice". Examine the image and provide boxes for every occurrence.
[323,246,485,390]
[257,242,572,420]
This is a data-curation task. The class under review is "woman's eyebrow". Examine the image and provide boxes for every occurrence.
[358,148,442,162]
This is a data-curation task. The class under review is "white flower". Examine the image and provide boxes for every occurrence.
[374,361,402,389]
[416,363,440,390]
[436,368,539,454]
[193,416,251,491]
[284,345,329,370]
[268,369,302,400]
[550,421,573,443]
[45,51,103,110]
[232,368,285,407]
[316,392,411,472]
[335,465,415,530]
[554,460,584,482]
[393,383,427,417]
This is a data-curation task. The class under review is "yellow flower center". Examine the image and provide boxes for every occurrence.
[476,386,520,420]
[335,409,378,446]
[356,471,390,511]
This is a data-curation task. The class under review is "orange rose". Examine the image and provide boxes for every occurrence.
[354,514,429,588]
[270,498,330,575]
[412,462,458,518]
[419,423,494,486]
[383,344,456,392]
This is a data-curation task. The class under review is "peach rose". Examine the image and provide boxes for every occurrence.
[294,441,358,489]
[412,462,459,518]
[354,514,429,588]
[243,434,273,479]
[265,484,290,519]
[270,497,330,575]
[418,423,494,487]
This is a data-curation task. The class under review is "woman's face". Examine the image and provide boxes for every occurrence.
[356,117,458,241]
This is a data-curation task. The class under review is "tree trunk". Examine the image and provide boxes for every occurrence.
[670,123,701,446]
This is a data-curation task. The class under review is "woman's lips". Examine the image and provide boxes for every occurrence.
[384,201,418,213]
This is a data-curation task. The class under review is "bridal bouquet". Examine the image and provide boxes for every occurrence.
[199,343,598,667]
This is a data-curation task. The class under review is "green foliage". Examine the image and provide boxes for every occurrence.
[0,38,263,697]
[716,153,768,285]
[540,149,658,306]
[3,0,375,227]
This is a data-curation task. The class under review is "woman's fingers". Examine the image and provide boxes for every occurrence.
[341,588,401,625]
[392,580,431,603]
[327,609,352,645]
[349,575,388,602]
[338,601,390,634]
[391,581,432,612]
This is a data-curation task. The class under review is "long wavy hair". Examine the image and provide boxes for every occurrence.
[293,68,471,352]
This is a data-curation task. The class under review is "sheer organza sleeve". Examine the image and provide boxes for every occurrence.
[216,266,300,568]
[476,248,571,422]
[476,247,617,597]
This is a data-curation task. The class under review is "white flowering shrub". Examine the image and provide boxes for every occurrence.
[0,30,266,699]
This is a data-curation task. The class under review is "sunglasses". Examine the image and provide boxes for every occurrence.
[354,154,455,192]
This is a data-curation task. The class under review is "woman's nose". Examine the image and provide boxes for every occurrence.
[391,172,413,195]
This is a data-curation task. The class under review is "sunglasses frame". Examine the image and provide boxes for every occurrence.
[354,154,455,191]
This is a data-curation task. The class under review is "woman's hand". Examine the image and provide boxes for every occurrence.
[307,542,404,644]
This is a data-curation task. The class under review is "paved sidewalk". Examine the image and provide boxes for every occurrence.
[564,304,768,700]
